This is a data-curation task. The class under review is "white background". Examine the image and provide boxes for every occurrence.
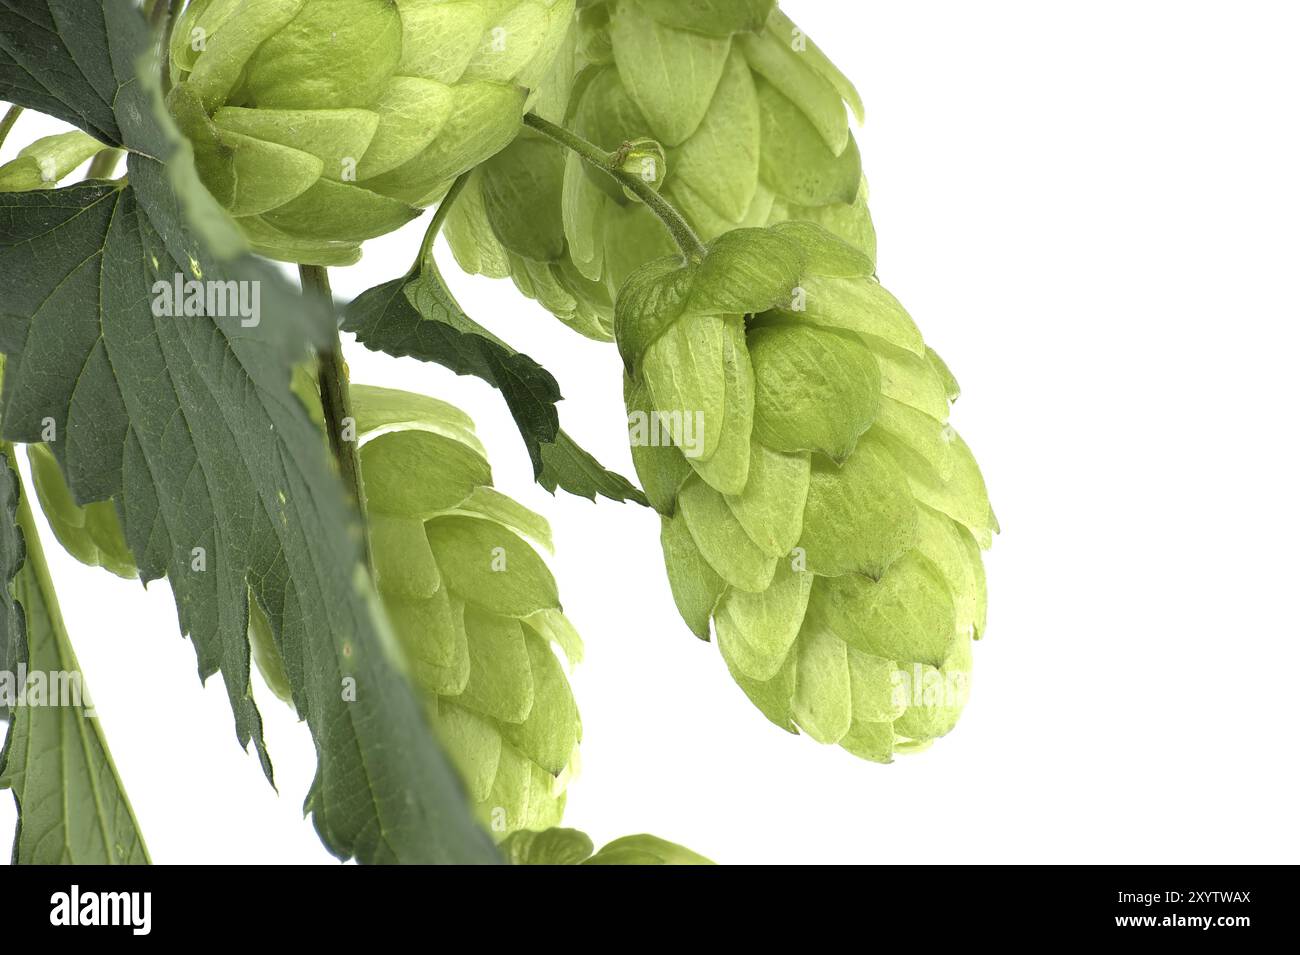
[3,1,1299,864]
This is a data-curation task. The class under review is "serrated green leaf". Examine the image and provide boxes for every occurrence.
[342,259,644,505]
[0,446,149,863]
[538,429,646,504]
[0,2,497,864]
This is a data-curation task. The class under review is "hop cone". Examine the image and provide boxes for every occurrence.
[343,384,582,836]
[502,827,713,865]
[28,381,582,836]
[446,0,873,338]
[167,0,576,265]
[618,223,996,761]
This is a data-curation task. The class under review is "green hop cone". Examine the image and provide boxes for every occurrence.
[26,443,137,580]
[342,383,583,836]
[446,0,873,338]
[619,223,996,762]
[0,130,108,192]
[501,827,713,865]
[167,0,576,265]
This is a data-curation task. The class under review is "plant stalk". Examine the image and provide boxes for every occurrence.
[154,0,184,95]
[86,148,124,180]
[0,105,22,152]
[414,170,473,273]
[522,112,706,260]
[298,265,374,577]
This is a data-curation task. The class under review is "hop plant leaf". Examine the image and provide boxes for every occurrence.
[0,0,499,864]
[168,0,577,264]
[446,0,874,337]
[619,224,996,762]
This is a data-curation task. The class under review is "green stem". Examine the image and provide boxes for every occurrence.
[155,0,184,95]
[86,148,124,180]
[414,170,473,273]
[299,265,373,577]
[0,105,22,152]
[523,112,706,260]
[2,443,152,864]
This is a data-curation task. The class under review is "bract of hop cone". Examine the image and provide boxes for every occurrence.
[617,223,997,762]
[167,0,576,265]
[446,0,874,339]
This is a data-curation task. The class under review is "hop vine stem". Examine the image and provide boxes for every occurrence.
[0,105,22,151]
[299,264,374,577]
[522,112,706,261]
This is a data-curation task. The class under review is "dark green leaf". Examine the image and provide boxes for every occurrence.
[342,261,646,505]
[0,1,498,864]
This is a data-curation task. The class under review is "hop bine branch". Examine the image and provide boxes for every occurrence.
[522,112,707,261]
[299,264,374,577]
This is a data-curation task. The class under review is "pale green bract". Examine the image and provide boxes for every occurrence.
[167,0,575,265]
[0,131,108,191]
[501,826,713,865]
[619,223,997,762]
[29,381,583,839]
[446,0,874,339]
